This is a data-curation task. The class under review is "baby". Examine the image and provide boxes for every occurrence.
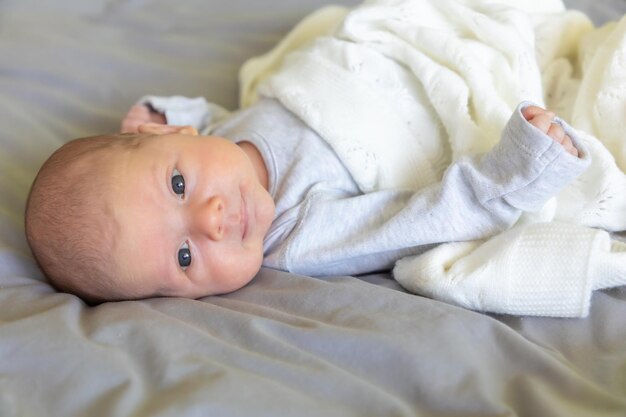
[25,94,587,304]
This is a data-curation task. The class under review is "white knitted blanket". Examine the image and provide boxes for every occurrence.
[240,0,626,317]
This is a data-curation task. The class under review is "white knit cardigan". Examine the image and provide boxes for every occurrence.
[239,0,626,317]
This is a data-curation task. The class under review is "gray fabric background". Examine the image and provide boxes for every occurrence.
[0,1,624,416]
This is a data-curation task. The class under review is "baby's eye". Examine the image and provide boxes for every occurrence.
[178,242,192,270]
[171,168,185,197]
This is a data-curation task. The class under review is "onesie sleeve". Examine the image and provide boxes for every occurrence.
[136,95,231,134]
[476,101,591,214]
[271,102,591,277]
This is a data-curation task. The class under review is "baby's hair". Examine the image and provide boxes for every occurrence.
[25,133,143,303]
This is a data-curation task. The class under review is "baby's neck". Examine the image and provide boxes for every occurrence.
[238,141,269,190]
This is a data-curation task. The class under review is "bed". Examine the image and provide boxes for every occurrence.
[1,0,625,416]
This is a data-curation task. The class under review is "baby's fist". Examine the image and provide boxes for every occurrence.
[121,105,167,133]
[522,105,578,158]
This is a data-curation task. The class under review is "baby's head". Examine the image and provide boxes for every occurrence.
[25,126,275,303]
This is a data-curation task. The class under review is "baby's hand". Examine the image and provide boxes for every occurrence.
[120,105,167,133]
[522,105,579,158]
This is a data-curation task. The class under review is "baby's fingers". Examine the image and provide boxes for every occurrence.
[522,104,579,157]
[560,133,579,158]
[121,118,141,133]
[547,122,565,144]
[121,106,150,133]
[527,113,554,134]
[521,105,549,121]
[548,123,579,157]
[126,105,151,120]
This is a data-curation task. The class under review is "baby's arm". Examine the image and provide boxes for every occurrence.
[270,102,591,276]
[120,95,230,134]
[468,101,590,214]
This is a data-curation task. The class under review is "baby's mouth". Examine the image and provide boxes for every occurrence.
[240,194,248,241]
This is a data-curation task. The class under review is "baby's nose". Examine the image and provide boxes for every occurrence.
[193,196,225,241]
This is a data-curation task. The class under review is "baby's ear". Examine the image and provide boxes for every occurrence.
[137,123,198,136]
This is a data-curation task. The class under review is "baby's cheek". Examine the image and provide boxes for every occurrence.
[205,249,261,294]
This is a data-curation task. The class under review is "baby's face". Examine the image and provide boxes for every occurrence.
[106,133,275,299]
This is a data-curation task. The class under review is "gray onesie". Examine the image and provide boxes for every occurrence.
[145,97,590,277]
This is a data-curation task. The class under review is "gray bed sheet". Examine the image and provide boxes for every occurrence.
[1,1,625,416]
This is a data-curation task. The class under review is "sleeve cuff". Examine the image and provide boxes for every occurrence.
[480,101,591,212]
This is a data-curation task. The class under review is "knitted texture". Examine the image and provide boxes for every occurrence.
[248,0,626,231]
[394,222,610,317]
[258,0,545,191]
[593,239,626,290]
[240,0,626,317]
[553,129,626,232]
